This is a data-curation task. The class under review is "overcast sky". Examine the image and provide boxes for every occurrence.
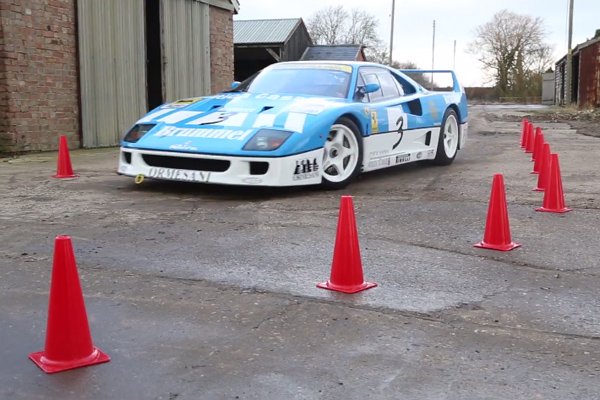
[235,0,599,86]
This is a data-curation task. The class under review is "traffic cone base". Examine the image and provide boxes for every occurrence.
[52,173,78,179]
[474,241,521,252]
[29,347,110,374]
[317,280,377,294]
[535,206,572,214]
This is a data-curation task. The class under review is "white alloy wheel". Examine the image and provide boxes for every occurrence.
[433,109,460,165]
[442,112,459,158]
[321,119,362,188]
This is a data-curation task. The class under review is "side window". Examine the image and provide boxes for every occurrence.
[393,77,405,96]
[394,74,417,95]
[354,74,368,103]
[375,70,401,99]
[361,72,384,102]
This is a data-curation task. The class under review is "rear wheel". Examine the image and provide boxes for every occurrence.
[321,117,363,189]
[432,109,459,165]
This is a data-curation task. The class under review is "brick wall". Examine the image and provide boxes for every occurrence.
[0,0,79,153]
[209,6,234,94]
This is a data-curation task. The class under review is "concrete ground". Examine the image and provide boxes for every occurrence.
[1,104,599,399]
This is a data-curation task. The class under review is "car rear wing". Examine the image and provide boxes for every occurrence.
[399,69,462,93]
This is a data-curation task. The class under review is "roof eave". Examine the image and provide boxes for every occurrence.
[197,0,239,13]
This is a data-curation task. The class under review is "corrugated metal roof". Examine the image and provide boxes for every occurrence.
[300,45,362,61]
[234,18,301,44]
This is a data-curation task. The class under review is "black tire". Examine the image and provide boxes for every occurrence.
[321,117,363,189]
[432,108,460,166]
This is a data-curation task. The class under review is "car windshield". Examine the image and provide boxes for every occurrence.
[236,64,352,99]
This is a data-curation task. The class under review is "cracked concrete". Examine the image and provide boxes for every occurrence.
[1,104,600,399]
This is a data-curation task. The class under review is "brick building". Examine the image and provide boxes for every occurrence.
[0,0,239,153]
[555,29,600,108]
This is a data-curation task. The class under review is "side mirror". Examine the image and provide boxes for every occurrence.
[230,81,241,89]
[363,83,380,94]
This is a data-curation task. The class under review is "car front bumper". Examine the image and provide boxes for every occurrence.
[117,147,324,187]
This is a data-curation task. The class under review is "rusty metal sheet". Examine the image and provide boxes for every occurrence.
[578,41,600,108]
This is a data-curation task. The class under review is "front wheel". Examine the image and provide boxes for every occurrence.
[321,117,363,189]
[432,109,459,165]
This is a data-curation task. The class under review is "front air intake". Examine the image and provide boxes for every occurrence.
[142,154,230,172]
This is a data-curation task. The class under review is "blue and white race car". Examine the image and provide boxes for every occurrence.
[118,61,468,188]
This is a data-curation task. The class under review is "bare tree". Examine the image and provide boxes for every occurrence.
[468,10,553,97]
[307,5,347,45]
[307,6,386,63]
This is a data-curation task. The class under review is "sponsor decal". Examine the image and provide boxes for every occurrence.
[363,107,370,116]
[368,157,391,169]
[223,106,258,113]
[158,111,202,124]
[416,152,423,160]
[392,115,404,150]
[293,158,320,180]
[242,177,263,185]
[369,149,389,157]
[395,153,411,164]
[387,107,407,150]
[219,113,248,127]
[284,112,307,133]
[249,93,309,102]
[274,63,352,73]
[171,97,204,107]
[254,94,306,101]
[371,111,379,133]
[138,108,175,123]
[188,111,234,125]
[169,141,198,151]
[253,113,277,128]
[290,103,326,115]
[154,126,253,141]
[211,93,245,100]
[147,167,211,183]
[429,100,439,120]
[427,149,435,157]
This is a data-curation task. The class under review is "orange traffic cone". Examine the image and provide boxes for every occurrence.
[533,143,551,191]
[522,121,531,151]
[520,119,529,148]
[536,154,572,213]
[53,135,77,179]
[525,123,535,153]
[29,236,110,373]
[531,127,543,162]
[317,196,377,293]
[474,174,521,251]
[531,131,545,174]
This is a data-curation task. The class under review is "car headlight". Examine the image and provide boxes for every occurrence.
[123,124,155,143]
[243,129,292,151]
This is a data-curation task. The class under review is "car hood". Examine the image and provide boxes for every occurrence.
[123,93,346,155]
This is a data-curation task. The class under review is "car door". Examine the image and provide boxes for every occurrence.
[359,67,436,171]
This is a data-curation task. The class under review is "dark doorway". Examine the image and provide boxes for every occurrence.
[145,0,163,110]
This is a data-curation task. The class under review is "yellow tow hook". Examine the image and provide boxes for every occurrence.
[134,174,145,184]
